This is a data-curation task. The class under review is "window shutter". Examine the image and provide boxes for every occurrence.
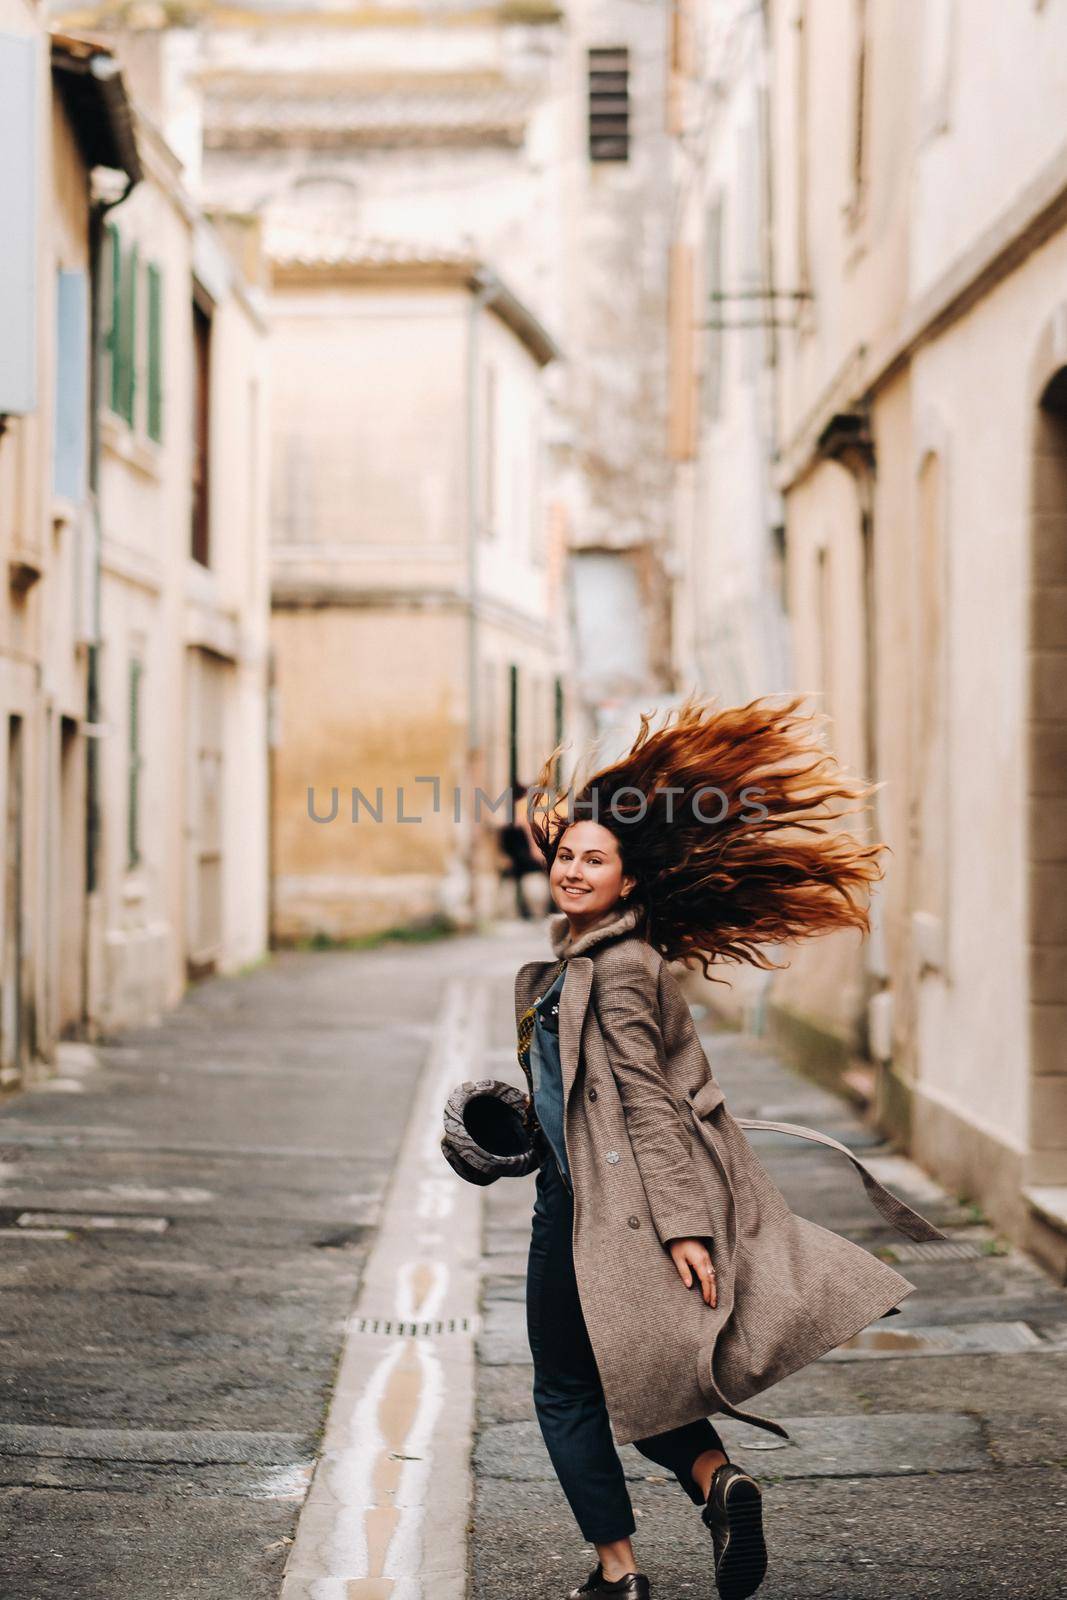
[53,270,88,500]
[147,262,163,442]
[121,242,138,426]
[0,33,39,416]
[588,48,630,162]
[107,223,122,415]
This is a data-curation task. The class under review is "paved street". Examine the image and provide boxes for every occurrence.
[0,931,514,1599]
[1,927,1066,1597]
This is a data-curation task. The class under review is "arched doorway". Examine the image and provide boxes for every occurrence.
[1028,364,1067,1186]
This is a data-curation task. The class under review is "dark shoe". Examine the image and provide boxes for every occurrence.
[566,1563,651,1598]
[701,1463,767,1600]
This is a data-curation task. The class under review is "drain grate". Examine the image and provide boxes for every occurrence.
[354,1315,479,1338]
[888,1239,987,1263]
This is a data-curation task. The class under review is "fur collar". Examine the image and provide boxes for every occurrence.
[547,901,642,959]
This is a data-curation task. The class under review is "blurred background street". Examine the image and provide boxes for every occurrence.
[3,0,1067,1593]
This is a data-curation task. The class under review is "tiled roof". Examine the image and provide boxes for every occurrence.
[263,218,562,367]
[264,217,476,270]
[203,78,536,147]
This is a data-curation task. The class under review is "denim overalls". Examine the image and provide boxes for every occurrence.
[523,967,726,1542]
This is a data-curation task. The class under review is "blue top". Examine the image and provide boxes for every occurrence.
[529,965,571,1189]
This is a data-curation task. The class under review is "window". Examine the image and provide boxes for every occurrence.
[107,224,137,425]
[191,291,212,565]
[588,47,630,162]
[53,270,88,499]
[146,263,164,443]
[105,228,164,440]
[127,658,143,870]
[0,33,38,417]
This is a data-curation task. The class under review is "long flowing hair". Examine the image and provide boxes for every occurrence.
[527,692,888,980]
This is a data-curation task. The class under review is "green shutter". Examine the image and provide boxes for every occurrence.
[107,223,122,414]
[146,263,163,442]
[121,242,138,426]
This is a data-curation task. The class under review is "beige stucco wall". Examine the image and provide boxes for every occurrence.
[769,0,915,461]
[756,0,1067,1256]
[909,0,1067,296]
[271,607,466,940]
[268,276,565,940]
[897,229,1067,1169]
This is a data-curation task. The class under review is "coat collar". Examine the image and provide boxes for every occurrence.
[547,901,641,960]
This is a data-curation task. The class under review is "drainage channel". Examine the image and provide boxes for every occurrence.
[280,976,486,1600]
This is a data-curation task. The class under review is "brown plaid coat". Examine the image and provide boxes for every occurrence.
[514,903,946,1446]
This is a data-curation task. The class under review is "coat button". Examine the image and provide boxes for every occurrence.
[605,1150,620,1164]
[588,1087,598,1101]
[627,1215,640,1229]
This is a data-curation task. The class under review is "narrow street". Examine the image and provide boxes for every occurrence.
[1,930,1066,1597]
[0,928,522,1598]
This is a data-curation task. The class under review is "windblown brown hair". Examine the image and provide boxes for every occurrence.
[527,692,889,980]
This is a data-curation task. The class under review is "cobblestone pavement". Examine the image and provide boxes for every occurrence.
[471,966,1067,1600]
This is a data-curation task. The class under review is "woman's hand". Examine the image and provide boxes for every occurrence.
[668,1237,717,1306]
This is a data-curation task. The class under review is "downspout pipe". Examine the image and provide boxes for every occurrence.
[84,170,137,1019]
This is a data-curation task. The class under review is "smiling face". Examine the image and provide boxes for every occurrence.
[549,821,637,930]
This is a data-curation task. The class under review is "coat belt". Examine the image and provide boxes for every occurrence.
[730,1115,949,1244]
[684,1079,947,1244]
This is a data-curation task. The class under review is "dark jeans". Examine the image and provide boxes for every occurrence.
[525,1157,727,1543]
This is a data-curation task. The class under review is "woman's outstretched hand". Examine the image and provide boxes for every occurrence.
[668,1237,717,1306]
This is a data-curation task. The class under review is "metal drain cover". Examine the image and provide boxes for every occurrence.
[353,1315,480,1338]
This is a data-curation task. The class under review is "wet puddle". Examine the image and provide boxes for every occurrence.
[831,1319,1043,1358]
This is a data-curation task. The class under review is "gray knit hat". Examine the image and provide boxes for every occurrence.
[440,1078,547,1186]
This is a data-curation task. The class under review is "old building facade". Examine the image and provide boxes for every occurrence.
[0,7,270,1085]
[671,0,1067,1273]
[90,117,270,1029]
[0,11,140,1084]
[265,237,562,937]
[76,0,680,934]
